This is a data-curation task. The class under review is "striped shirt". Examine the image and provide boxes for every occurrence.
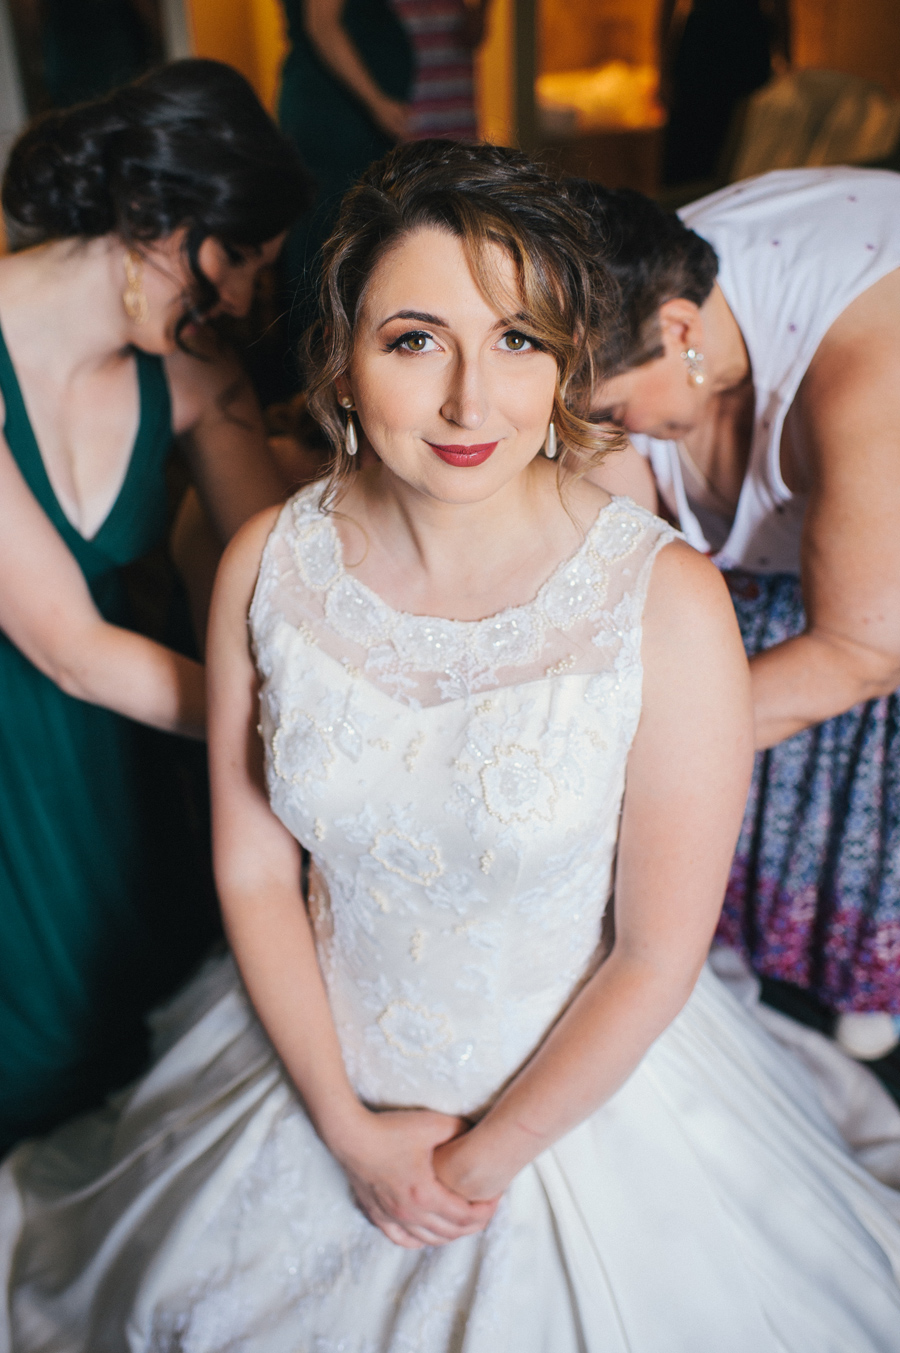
[392,0,478,140]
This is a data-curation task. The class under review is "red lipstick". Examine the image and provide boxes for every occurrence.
[427,441,498,467]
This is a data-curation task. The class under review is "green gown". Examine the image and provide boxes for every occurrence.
[278,0,414,349]
[0,325,215,1154]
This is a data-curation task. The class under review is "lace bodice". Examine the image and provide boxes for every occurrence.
[250,485,677,1116]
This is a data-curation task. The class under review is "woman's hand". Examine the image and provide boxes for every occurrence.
[333,1108,499,1248]
[304,0,410,143]
[369,95,410,142]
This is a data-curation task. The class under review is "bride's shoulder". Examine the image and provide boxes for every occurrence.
[215,502,286,612]
[223,481,328,582]
[642,538,746,674]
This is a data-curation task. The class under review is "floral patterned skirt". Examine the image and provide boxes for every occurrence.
[717,570,900,1013]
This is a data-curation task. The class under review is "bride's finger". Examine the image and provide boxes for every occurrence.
[427,1182,496,1226]
[378,1219,425,1249]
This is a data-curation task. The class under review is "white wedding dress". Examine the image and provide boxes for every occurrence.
[3,485,900,1353]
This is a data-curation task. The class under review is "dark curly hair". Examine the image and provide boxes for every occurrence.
[2,59,312,337]
[304,139,625,502]
[565,179,719,376]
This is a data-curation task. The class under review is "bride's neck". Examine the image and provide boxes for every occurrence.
[337,459,592,621]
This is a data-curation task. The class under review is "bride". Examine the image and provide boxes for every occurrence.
[3,140,900,1351]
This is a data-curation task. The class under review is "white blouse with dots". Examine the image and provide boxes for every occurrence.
[632,167,900,573]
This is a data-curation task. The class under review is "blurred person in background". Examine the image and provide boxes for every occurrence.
[7,0,163,110]
[277,0,414,362]
[0,58,309,1153]
[659,0,790,188]
[393,0,491,142]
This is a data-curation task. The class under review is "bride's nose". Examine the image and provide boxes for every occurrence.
[440,354,488,430]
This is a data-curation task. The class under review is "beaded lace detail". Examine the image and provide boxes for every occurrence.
[251,484,668,709]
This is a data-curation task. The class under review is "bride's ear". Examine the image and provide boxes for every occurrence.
[334,378,354,408]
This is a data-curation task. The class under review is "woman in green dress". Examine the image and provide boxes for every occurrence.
[0,59,310,1153]
[278,0,414,346]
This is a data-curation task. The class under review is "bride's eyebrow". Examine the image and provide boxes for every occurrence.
[378,309,447,329]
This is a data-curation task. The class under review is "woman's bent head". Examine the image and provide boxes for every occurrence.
[305,140,624,503]
[2,59,311,346]
[568,181,728,438]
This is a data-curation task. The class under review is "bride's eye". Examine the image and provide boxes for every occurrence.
[497,330,537,352]
[386,330,437,354]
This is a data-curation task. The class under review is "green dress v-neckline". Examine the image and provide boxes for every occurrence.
[0,317,172,578]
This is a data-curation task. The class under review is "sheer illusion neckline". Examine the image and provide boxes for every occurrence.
[315,489,619,631]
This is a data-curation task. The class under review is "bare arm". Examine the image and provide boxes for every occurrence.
[0,432,205,736]
[166,337,290,651]
[434,543,754,1199]
[168,338,288,544]
[208,515,497,1248]
[750,280,900,749]
[303,0,408,140]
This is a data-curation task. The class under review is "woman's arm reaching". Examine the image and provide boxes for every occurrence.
[166,334,290,654]
[0,433,205,737]
[207,512,497,1249]
[749,277,900,749]
[434,541,754,1199]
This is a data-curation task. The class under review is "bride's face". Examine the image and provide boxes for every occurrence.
[339,226,559,503]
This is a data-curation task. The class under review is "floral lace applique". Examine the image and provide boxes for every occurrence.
[248,484,679,1116]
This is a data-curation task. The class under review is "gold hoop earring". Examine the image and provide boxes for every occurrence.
[543,421,557,460]
[681,348,705,387]
[123,251,149,325]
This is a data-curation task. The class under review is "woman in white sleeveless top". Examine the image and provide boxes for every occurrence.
[581,168,900,1060]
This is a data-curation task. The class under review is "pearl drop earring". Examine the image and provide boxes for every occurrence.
[338,396,358,456]
[543,421,557,460]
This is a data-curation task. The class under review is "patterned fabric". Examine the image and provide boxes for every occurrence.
[392,0,478,140]
[717,570,900,1013]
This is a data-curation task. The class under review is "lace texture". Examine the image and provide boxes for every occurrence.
[249,484,677,1117]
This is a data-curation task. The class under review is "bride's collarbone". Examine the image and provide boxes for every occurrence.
[341,515,595,623]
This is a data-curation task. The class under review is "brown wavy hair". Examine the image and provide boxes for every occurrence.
[303,140,625,504]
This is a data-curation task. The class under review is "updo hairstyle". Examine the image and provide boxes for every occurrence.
[304,139,625,499]
[565,180,719,376]
[2,59,311,334]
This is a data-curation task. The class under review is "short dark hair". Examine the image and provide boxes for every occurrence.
[3,59,312,333]
[304,139,624,500]
[566,179,719,374]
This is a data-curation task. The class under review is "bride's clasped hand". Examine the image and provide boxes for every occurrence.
[327,1106,499,1250]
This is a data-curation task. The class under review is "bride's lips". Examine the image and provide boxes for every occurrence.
[427,441,498,467]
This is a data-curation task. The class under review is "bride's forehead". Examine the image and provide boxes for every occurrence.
[360,229,520,322]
